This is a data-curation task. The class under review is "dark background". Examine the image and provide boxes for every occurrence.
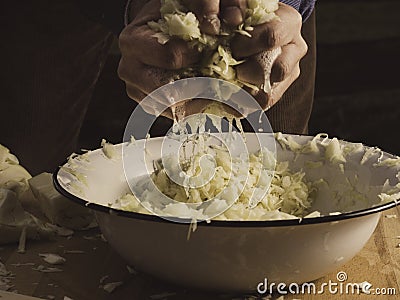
[79,0,400,155]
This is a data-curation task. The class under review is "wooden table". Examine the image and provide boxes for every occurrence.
[1,208,399,300]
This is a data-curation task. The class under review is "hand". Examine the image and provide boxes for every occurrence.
[118,0,195,117]
[118,0,245,118]
[232,3,308,110]
[181,2,308,116]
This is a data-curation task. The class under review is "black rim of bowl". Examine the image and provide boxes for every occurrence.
[53,166,399,228]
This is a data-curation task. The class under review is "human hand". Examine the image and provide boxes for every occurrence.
[232,3,308,110]
[180,2,308,117]
[118,0,246,118]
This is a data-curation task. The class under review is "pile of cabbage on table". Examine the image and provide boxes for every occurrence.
[0,144,95,247]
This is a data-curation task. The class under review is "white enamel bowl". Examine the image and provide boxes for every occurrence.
[53,134,399,292]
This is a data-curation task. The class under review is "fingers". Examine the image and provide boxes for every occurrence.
[178,99,213,118]
[230,2,305,111]
[126,82,176,118]
[270,38,307,83]
[236,58,265,86]
[119,0,305,119]
[118,57,175,101]
[130,0,248,36]
[231,20,292,58]
[126,80,176,119]
[269,64,301,107]
[182,0,221,35]
[236,47,281,91]
[220,0,247,27]
[250,88,270,111]
[231,3,301,58]
[120,25,200,70]
[181,99,242,118]
[234,56,300,110]
[124,83,159,116]
[119,55,217,119]
[172,0,248,34]
[125,83,147,103]
[236,57,302,110]
[200,14,221,35]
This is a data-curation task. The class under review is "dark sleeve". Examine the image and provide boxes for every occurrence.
[74,0,127,35]
[280,0,316,21]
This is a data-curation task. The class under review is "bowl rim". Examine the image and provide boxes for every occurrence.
[53,168,398,228]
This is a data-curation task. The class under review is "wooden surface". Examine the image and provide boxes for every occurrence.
[0,291,43,300]
[1,208,399,300]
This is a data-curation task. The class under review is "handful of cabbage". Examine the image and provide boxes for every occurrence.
[148,0,281,94]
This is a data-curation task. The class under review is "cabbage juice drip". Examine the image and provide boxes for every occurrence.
[115,112,318,220]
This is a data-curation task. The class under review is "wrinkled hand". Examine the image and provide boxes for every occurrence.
[118,0,245,118]
[118,1,307,118]
[232,3,308,110]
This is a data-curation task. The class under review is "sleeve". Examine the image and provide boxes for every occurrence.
[280,0,316,21]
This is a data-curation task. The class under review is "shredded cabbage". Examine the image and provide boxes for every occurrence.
[147,0,280,100]
[114,144,315,220]
[101,139,119,159]
[361,147,382,165]
[374,157,400,167]
[245,0,280,26]
[148,12,201,44]
[110,133,400,221]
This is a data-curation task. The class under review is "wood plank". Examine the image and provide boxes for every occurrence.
[295,208,400,299]
[0,291,43,300]
[1,207,399,299]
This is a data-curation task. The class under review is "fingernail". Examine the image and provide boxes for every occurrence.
[222,6,243,26]
[201,15,220,35]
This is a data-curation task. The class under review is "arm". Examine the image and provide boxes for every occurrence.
[118,0,313,116]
